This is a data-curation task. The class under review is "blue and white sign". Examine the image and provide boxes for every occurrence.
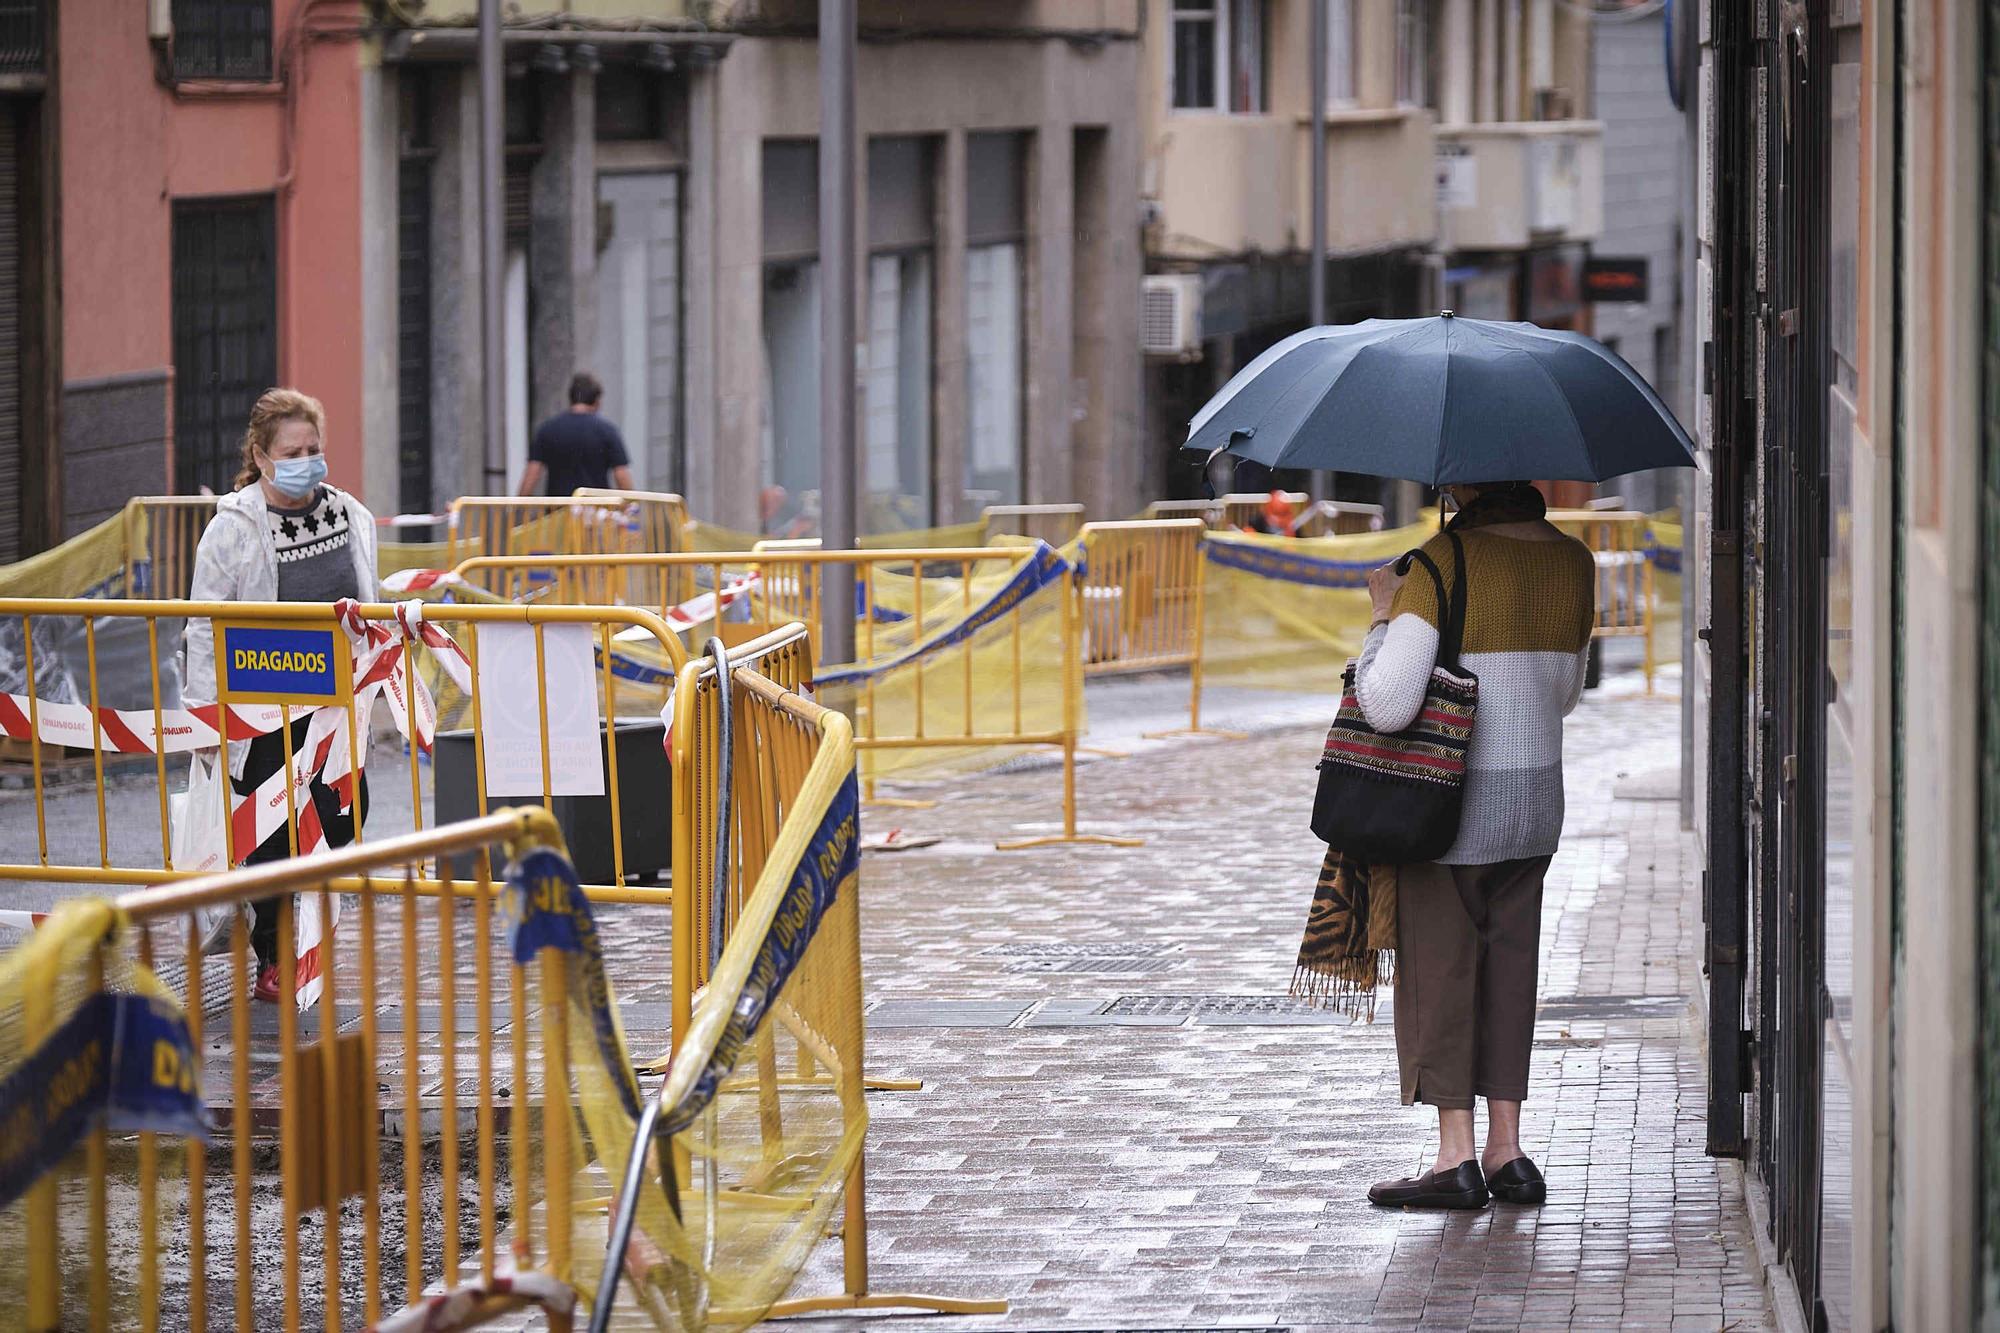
[217,622,349,705]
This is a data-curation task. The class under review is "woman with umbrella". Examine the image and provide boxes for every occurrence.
[1351,479,1594,1208]
[1188,314,1696,1210]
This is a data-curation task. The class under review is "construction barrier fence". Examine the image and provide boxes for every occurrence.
[0,597,689,918]
[0,806,642,1331]
[1077,519,1205,677]
[1546,509,1666,692]
[981,503,1085,547]
[583,623,1001,1330]
[446,546,1138,848]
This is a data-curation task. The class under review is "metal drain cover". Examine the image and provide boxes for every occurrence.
[979,942,1179,958]
[1105,994,1343,1019]
[1008,955,1181,975]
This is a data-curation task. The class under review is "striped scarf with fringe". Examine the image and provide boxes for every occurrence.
[1290,847,1398,1020]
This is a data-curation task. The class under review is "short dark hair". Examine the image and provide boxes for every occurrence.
[568,372,604,406]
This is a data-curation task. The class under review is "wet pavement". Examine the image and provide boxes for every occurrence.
[2,655,1779,1329]
[763,662,1777,1331]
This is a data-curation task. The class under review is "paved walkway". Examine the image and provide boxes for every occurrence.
[771,672,1776,1330]
[3,657,1778,1329]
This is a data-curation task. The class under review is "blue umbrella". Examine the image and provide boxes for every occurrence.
[1185,313,1695,485]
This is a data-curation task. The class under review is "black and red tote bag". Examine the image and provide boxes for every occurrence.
[1309,531,1476,863]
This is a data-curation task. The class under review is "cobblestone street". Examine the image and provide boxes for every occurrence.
[766,666,1778,1331]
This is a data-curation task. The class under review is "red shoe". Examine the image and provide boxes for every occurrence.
[252,964,283,1004]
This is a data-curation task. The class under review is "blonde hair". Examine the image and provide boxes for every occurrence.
[233,388,327,491]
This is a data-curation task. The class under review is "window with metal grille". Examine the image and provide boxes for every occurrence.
[171,0,272,81]
[0,0,44,77]
[172,198,276,494]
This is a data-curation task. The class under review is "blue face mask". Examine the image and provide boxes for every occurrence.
[265,452,327,500]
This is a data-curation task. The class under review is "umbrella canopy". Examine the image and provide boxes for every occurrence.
[1184,314,1696,485]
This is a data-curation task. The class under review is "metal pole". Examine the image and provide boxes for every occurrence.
[1307,0,1331,504]
[818,0,858,663]
[478,0,507,492]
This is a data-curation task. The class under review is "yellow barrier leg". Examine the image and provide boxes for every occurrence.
[997,574,1143,851]
[1143,545,1245,741]
[861,772,938,812]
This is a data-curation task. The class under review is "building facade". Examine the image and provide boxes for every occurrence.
[6,0,1143,556]
[1692,0,1999,1326]
[0,0,371,552]
[1140,0,1437,501]
[378,0,1143,534]
[1586,0,1685,513]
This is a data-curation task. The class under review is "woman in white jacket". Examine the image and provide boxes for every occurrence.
[183,388,378,1002]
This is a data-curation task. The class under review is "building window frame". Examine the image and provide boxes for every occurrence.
[1326,0,1358,108]
[1395,0,1438,111]
[169,0,274,83]
[171,195,278,495]
[1171,0,1268,114]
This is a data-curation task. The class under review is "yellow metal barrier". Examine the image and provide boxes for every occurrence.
[981,502,1085,546]
[449,548,1142,850]
[1143,497,1221,524]
[446,496,640,599]
[124,495,219,600]
[0,597,688,902]
[569,488,695,608]
[1546,509,1658,692]
[591,627,1004,1327]
[1291,499,1387,537]
[1077,518,1204,676]
[0,807,607,1331]
[1074,519,1244,741]
[1216,490,1309,531]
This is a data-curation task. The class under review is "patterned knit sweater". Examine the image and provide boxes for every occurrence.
[1354,528,1595,865]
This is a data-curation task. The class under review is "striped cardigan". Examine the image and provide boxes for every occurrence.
[1353,528,1595,865]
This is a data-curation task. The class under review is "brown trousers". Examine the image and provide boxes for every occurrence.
[1392,855,1551,1110]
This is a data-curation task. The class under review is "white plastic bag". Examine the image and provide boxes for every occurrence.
[172,751,239,954]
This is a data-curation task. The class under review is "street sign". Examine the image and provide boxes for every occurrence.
[1583,256,1651,304]
[214,620,352,707]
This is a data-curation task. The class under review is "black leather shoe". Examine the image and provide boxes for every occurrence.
[1487,1156,1546,1205]
[1368,1159,1489,1210]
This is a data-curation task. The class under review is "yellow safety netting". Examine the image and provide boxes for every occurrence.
[810,545,1074,781]
[1201,520,1437,695]
[1202,511,1686,697]
[0,508,135,599]
[0,900,206,1299]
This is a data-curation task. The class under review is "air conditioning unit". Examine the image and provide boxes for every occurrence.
[1141,274,1203,360]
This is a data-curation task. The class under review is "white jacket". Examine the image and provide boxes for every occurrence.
[183,483,379,778]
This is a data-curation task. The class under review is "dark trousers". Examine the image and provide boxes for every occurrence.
[1392,855,1552,1110]
[232,720,368,968]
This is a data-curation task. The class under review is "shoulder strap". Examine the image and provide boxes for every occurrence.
[1438,531,1470,671]
[1397,547,1450,637]
[1393,537,1470,671]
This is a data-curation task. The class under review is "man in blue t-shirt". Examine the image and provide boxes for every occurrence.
[518,371,634,496]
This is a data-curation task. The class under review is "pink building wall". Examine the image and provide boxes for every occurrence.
[59,0,368,489]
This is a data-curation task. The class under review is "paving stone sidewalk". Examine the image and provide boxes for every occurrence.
[766,675,1776,1331]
